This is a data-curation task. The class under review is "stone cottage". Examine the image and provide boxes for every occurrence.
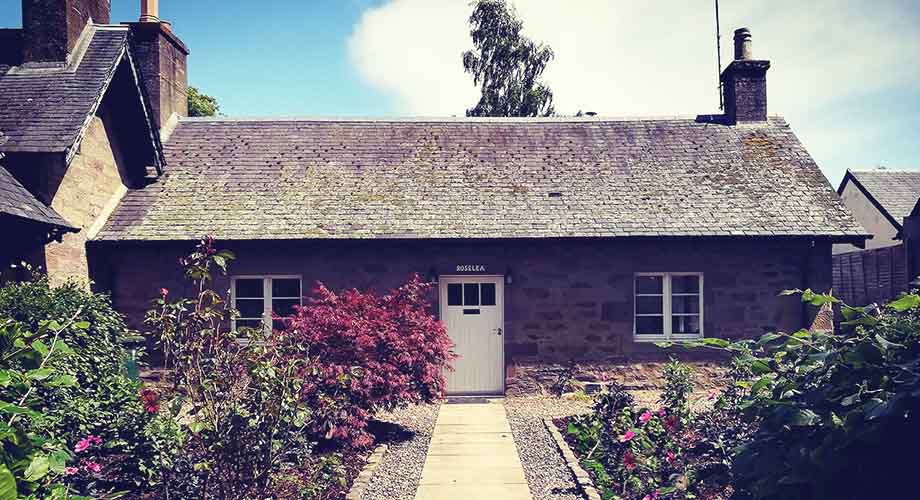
[2,2,867,394]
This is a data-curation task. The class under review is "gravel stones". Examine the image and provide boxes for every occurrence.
[505,396,593,500]
[362,403,440,500]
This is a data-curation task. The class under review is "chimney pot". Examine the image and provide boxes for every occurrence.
[140,0,160,23]
[734,27,753,60]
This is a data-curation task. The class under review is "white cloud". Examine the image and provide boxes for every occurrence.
[347,0,920,180]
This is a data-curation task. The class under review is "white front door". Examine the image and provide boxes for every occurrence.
[439,276,504,395]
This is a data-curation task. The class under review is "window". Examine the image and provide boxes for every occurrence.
[634,273,703,340]
[232,276,302,332]
[446,282,498,311]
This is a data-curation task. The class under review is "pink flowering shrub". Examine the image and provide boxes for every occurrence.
[282,275,455,447]
[564,363,746,500]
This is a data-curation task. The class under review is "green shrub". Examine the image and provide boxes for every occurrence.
[0,317,80,499]
[0,275,156,493]
[678,290,920,500]
[659,358,694,420]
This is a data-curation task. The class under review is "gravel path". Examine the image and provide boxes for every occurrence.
[362,403,440,500]
[505,396,593,500]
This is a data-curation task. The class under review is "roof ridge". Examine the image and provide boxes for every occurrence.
[180,115,785,124]
[849,168,920,174]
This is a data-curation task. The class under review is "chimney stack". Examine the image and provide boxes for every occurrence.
[128,0,189,135]
[21,0,111,63]
[139,0,160,23]
[720,27,770,124]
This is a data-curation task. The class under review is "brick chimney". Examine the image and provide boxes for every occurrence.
[21,0,111,63]
[720,28,771,124]
[128,0,189,135]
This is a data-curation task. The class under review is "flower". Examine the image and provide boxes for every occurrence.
[159,287,169,298]
[639,410,652,424]
[666,450,676,463]
[619,430,636,442]
[74,438,90,453]
[664,414,679,431]
[88,435,102,446]
[623,451,637,471]
[64,467,79,476]
[657,408,666,417]
[642,491,660,500]
[83,461,102,474]
[140,388,160,414]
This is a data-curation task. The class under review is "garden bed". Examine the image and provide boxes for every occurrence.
[505,395,593,500]
[361,403,440,500]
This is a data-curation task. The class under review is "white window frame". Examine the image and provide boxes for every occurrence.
[634,272,704,341]
[230,275,303,332]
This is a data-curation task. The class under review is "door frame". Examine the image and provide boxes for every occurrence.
[438,275,506,395]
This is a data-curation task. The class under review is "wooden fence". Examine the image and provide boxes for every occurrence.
[832,244,908,306]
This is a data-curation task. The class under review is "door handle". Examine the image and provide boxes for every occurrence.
[494,328,502,336]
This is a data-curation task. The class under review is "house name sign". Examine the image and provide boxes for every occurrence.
[455,265,487,272]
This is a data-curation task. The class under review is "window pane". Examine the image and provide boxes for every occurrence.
[272,278,301,298]
[636,296,663,315]
[635,275,663,294]
[271,298,300,317]
[481,283,496,306]
[672,295,700,314]
[672,275,700,294]
[447,284,462,306]
[464,283,479,306]
[235,278,263,298]
[636,316,664,335]
[236,298,264,318]
[672,315,701,334]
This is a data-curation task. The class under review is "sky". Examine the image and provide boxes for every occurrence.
[2,0,919,185]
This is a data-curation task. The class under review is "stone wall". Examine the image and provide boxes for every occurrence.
[89,237,831,390]
[43,108,131,286]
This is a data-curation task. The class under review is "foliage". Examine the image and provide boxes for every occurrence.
[282,274,455,448]
[550,360,577,397]
[0,314,82,499]
[564,370,737,500]
[659,359,694,421]
[676,290,920,499]
[462,0,555,117]
[0,276,156,496]
[145,237,315,499]
[187,87,220,117]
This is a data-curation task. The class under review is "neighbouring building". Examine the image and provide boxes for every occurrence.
[2,2,869,394]
[832,169,920,305]
[833,169,920,255]
[0,0,182,285]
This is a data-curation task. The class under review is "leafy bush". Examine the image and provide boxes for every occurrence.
[660,359,693,421]
[0,317,81,499]
[282,275,455,447]
[0,275,156,495]
[679,290,920,500]
[564,368,736,500]
[146,237,315,499]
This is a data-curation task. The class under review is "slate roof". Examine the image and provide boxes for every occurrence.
[0,161,75,230]
[96,116,868,242]
[0,26,128,156]
[839,169,920,229]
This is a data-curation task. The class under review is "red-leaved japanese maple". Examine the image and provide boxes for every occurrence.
[282,275,455,447]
